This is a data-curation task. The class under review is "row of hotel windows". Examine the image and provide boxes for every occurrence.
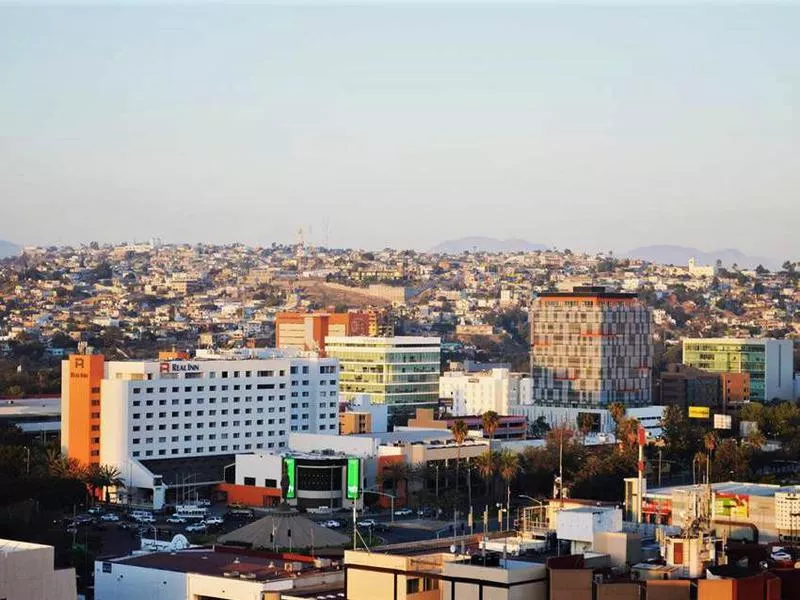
[131,402,338,420]
[131,379,337,395]
[132,441,286,457]
[131,412,338,430]
[131,422,334,446]
[131,394,337,408]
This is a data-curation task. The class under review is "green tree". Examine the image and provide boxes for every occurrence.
[712,439,751,482]
[474,450,497,502]
[497,450,520,516]
[378,461,409,506]
[661,405,703,460]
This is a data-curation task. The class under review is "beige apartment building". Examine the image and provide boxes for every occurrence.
[530,286,653,409]
[344,549,546,600]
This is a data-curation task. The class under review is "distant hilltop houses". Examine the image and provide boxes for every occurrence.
[687,257,718,278]
[0,241,797,393]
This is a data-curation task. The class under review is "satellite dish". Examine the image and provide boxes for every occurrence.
[171,534,190,550]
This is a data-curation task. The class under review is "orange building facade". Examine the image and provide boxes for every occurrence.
[275,311,375,354]
[721,372,751,409]
[216,482,282,507]
[339,412,372,435]
[61,354,105,465]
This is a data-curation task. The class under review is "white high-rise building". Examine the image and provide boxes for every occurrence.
[93,349,338,508]
[439,368,531,416]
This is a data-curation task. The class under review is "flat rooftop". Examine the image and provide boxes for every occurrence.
[284,587,345,599]
[648,481,800,499]
[0,539,53,554]
[0,397,60,417]
[109,548,337,582]
[139,454,235,486]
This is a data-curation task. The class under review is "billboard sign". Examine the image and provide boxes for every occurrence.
[688,406,710,419]
[346,458,360,500]
[283,457,296,499]
[714,493,749,518]
[714,414,732,430]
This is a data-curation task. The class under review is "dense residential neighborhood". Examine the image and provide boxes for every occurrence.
[2,242,798,389]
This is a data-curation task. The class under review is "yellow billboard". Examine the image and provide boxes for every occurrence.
[714,493,749,519]
[688,406,710,419]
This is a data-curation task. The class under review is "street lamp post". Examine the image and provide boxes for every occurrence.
[506,485,511,532]
[519,495,545,529]
[363,489,395,523]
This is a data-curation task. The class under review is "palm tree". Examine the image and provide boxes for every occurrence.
[84,464,106,505]
[498,451,520,530]
[474,450,496,502]
[703,431,719,483]
[96,464,125,503]
[498,450,520,496]
[45,448,86,479]
[482,411,500,442]
[450,419,469,495]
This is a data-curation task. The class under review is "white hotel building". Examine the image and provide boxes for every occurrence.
[70,349,339,509]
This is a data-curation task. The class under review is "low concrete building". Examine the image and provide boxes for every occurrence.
[344,549,546,600]
[94,546,344,600]
[0,539,76,600]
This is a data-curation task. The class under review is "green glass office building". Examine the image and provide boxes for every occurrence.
[324,336,441,423]
[682,338,794,402]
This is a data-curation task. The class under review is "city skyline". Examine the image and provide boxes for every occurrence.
[2,4,799,257]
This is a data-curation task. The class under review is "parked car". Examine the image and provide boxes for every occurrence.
[322,519,342,528]
[186,523,207,533]
[204,516,224,526]
[771,547,792,562]
[74,514,94,525]
[100,513,120,522]
[307,506,333,514]
[357,519,377,528]
[134,515,156,524]
[394,508,413,517]
[166,516,187,524]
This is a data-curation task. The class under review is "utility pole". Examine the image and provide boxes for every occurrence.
[658,447,662,488]
[637,425,645,525]
[559,427,564,508]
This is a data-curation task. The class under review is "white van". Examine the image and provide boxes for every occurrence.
[131,510,155,523]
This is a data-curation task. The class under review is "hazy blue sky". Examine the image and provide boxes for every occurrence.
[1,3,798,258]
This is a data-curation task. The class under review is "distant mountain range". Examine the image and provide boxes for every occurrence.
[429,237,548,254]
[623,245,777,270]
[0,240,20,258]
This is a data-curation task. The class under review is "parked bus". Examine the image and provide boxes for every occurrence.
[174,505,208,520]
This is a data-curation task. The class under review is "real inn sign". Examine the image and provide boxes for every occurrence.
[160,362,201,374]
